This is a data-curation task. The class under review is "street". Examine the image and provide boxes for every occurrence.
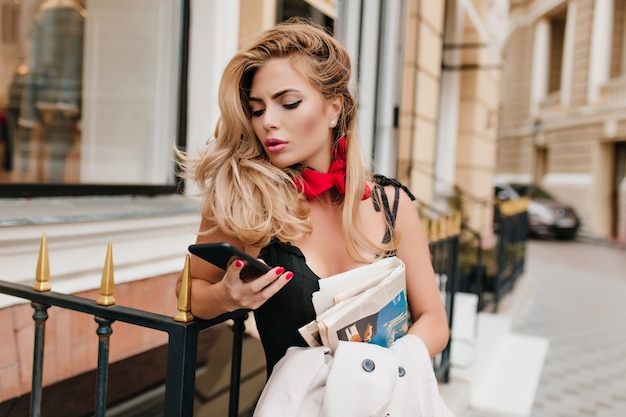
[495,239,626,417]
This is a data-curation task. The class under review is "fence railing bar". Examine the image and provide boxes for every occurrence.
[94,316,114,417]
[428,229,461,383]
[163,325,199,417]
[30,302,49,417]
[0,280,246,333]
[0,279,251,416]
[228,314,248,417]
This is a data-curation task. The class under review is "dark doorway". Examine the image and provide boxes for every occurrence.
[611,142,626,239]
[277,0,334,32]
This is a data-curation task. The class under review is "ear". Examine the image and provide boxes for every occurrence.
[329,94,343,123]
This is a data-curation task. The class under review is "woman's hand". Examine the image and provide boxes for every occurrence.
[218,258,294,311]
[175,219,295,319]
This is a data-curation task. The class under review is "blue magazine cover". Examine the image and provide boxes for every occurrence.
[336,288,410,347]
[298,256,409,351]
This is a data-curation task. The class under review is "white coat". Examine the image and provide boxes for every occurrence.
[253,335,456,417]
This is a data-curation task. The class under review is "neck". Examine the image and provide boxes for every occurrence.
[310,189,343,205]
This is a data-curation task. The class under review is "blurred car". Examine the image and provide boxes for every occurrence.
[494,182,580,240]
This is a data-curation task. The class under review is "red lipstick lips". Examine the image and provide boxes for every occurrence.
[264,138,288,153]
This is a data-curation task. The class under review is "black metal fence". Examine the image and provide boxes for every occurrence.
[457,225,486,310]
[0,235,249,417]
[0,214,464,416]
[490,198,529,311]
[424,214,462,383]
[457,197,530,312]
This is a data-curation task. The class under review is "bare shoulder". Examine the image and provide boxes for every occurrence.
[372,179,428,256]
[374,177,419,222]
[394,189,422,232]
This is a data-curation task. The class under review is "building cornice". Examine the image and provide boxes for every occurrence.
[499,102,626,138]
[509,0,568,30]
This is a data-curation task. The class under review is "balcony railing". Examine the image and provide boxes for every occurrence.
[1,216,464,416]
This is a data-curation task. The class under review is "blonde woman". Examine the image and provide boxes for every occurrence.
[178,18,449,377]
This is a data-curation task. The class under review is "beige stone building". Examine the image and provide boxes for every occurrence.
[401,0,505,238]
[0,0,505,412]
[497,0,626,241]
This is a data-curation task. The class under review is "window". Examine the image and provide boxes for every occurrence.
[611,0,626,78]
[279,0,334,31]
[0,0,185,196]
[547,7,567,94]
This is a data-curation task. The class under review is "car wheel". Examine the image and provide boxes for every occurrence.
[556,231,577,240]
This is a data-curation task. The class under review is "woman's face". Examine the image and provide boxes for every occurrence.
[248,57,341,171]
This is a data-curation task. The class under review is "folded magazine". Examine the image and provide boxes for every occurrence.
[298,256,410,352]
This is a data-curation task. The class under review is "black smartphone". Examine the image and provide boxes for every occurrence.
[188,242,272,282]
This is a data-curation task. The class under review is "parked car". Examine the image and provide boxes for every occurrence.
[494,182,580,240]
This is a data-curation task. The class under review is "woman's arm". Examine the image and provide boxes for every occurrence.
[393,190,450,358]
[175,218,293,320]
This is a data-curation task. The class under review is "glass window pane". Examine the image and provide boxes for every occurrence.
[0,0,182,187]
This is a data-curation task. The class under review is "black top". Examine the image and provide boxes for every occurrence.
[256,176,415,374]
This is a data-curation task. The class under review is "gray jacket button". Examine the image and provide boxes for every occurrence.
[362,359,375,372]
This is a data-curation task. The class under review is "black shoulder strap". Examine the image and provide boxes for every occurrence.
[373,175,416,201]
[372,175,416,244]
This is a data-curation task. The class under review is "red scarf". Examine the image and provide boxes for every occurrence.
[295,136,371,200]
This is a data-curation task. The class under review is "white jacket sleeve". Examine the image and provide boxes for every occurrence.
[389,334,456,417]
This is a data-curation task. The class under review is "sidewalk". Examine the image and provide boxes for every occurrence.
[439,271,543,417]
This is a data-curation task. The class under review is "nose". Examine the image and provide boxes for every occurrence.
[261,106,278,131]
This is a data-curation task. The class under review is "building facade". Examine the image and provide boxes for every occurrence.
[497,0,626,241]
[336,0,504,236]
[0,0,504,410]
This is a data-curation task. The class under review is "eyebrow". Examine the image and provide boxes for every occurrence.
[249,88,301,102]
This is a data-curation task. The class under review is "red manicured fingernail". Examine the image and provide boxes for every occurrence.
[275,267,285,275]
[285,272,294,281]
[235,259,243,268]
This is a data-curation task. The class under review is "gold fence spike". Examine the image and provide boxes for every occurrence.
[452,211,461,235]
[431,217,442,241]
[520,196,530,212]
[33,233,51,292]
[437,217,444,241]
[97,243,116,306]
[434,217,441,240]
[454,212,463,234]
[446,215,454,238]
[437,216,446,240]
[428,219,437,242]
[175,255,194,323]
[499,200,512,216]
[499,197,530,217]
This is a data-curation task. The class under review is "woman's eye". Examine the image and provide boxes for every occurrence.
[283,99,302,110]
[251,109,265,117]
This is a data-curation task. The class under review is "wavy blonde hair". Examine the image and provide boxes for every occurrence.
[181,18,395,259]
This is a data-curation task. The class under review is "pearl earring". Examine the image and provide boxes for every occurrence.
[330,120,336,127]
